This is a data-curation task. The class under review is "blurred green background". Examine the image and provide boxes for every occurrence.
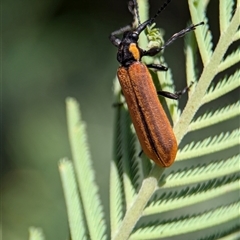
[2,0,232,239]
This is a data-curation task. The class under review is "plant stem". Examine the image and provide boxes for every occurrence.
[112,166,164,240]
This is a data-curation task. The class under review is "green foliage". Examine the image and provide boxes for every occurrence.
[29,0,239,239]
[59,99,107,240]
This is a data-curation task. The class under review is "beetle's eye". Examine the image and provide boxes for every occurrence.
[132,32,139,40]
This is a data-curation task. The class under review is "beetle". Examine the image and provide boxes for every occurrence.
[109,0,204,167]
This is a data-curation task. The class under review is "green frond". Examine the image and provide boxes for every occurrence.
[202,0,210,9]
[50,0,240,239]
[146,24,164,49]
[174,4,239,142]
[202,70,240,104]
[185,30,198,85]
[110,78,125,235]
[59,159,88,240]
[185,46,197,86]
[177,129,239,160]
[188,0,213,64]
[137,0,149,56]
[108,1,239,239]
[218,48,240,73]
[112,77,124,172]
[66,98,107,240]
[123,117,136,207]
[143,178,239,216]
[189,101,240,131]
[163,155,239,188]
[110,161,125,235]
[129,202,239,240]
[29,227,45,240]
[120,106,139,205]
[233,29,240,42]
[219,0,235,34]
[197,227,240,240]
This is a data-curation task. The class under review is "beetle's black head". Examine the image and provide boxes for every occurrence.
[110,0,173,67]
[117,30,142,67]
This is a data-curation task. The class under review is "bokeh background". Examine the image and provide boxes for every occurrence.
[2,0,236,239]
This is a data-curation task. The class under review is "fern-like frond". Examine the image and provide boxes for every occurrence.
[137,0,150,50]
[143,178,239,216]
[202,0,210,9]
[52,1,240,240]
[59,159,88,240]
[66,98,107,240]
[177,129,239,160]
[174,4,239,141]
[110,78,125,235]
[202,70,240,105]
[218,48,240,73]
[188,1,213,64]
[197,226,240,240]
[109,1,239,239]
[189,101,240,132]
[29,227,45,240]
[120,106,140,205]
[129,202,240,240]
[233,29,240,41]
[162,155,239,188]
[185,30,198,86]
[110,160,125,235]
[219,0,235,34]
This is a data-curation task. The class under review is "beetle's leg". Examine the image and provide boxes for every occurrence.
[112,102,124,107]
[143,47,162,57]
[161,22,204,50]
[157,82,194,100]
[143,49,167,71]
[146,63,168,71]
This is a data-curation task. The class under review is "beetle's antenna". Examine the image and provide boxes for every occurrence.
[149,0,172,25]
[128,0,141,26]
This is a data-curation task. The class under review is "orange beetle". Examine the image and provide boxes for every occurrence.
[109,0,203,167]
